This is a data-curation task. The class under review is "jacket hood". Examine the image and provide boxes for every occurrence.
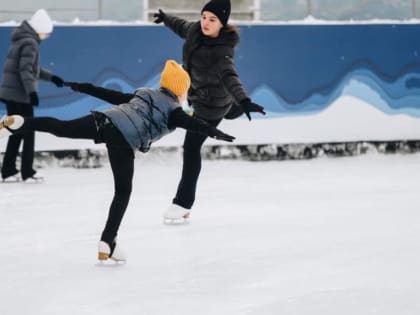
[11,21,40,43]
[220,29,239,46]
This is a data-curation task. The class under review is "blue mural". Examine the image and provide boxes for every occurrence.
[236,24,420,118]
[1,24,420,120]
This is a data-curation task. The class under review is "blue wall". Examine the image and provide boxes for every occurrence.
[1,23,420,120]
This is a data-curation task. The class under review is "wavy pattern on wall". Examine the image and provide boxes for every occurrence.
[36,64,420,120]
[2,25,420,124]
[252,66,420,118]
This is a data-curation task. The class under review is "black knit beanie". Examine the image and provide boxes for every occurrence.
[201,0,231,26]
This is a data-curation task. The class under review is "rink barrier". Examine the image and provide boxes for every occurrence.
[1,23,420,148]
[1,140,419,168]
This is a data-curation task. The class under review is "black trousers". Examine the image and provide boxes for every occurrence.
[1,102,35,179]
[172,116,222,209]
[20,115,134,245]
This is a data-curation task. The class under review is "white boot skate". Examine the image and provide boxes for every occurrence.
[0,115,24,138]
[23,171,44,184]
[163,204,190,225]
[98,240,126,263]
[1,172,21,183]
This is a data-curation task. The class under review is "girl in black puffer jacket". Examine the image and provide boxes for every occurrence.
[153,0,266,219]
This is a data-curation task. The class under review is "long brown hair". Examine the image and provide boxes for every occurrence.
[224,24,240,35]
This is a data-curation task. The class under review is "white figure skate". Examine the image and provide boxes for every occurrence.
[98,240,126,264]
[23,172,44,184]
[0,115,24,138]
[2,172,20,183]
[163,204,190,225]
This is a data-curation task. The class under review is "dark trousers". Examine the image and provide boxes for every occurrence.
[173,116,221,209]
[20,115,134,245]
[1,102,35,179]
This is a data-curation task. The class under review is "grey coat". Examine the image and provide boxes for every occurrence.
[0,21,52,104]
[100,88,179,153]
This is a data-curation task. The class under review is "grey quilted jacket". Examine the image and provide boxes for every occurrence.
[0,21,52,104]
[100,88,179,153]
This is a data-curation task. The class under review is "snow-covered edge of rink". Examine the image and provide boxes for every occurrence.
[3,15,420,26]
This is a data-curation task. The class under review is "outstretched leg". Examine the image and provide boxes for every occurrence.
[18,115,98,140]
[1,114,98,180]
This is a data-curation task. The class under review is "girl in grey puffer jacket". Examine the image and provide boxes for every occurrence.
[0,60,234,262]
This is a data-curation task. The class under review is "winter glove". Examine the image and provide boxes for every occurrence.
[64,82,94,93]
[51,75,64,87]
[208,126,235,142]
[153,9,166,24]
[240,99,266,121]
[29,92,39,106]
[224,103,243,120]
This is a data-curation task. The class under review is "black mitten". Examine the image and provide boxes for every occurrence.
[240,99,266,121]
[208,126,235,142]
[224,103,243,120]
[51,75,64,87]
[153,9,166,24]
[64,82,94,93]
[29,92,39,106]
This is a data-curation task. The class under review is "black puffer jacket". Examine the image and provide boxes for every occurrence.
[163,15,250,120]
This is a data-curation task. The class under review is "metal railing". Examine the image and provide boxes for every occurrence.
[0,8,101,21]
[0,0,419,23]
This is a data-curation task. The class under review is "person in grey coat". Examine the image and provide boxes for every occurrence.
[0,60,234,262]
[0,9,64,182]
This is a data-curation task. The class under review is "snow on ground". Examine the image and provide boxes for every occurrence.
[1,152,420,315]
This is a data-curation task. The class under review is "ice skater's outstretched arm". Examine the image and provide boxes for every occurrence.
[64,82,134,105]
[168,108,235,142]
[153,9,195,39]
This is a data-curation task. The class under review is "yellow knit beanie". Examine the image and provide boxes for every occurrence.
[160,60,191,96]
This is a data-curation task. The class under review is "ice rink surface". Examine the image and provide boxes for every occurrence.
[1,152,420,315]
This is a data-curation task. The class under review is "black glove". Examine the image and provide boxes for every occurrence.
[224,103,243,120]
[240,99,266,121]
[153,9,166,24]
[64,82,94,93]
[208,126,235,142]
[29,92,39,106]
[51,75,64,87]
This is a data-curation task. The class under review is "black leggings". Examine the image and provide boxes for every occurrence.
[21,115,134,244]
[173,116,221,209]
[101,145,134,244]
[22,115,98,140]
[1,102,35,179]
